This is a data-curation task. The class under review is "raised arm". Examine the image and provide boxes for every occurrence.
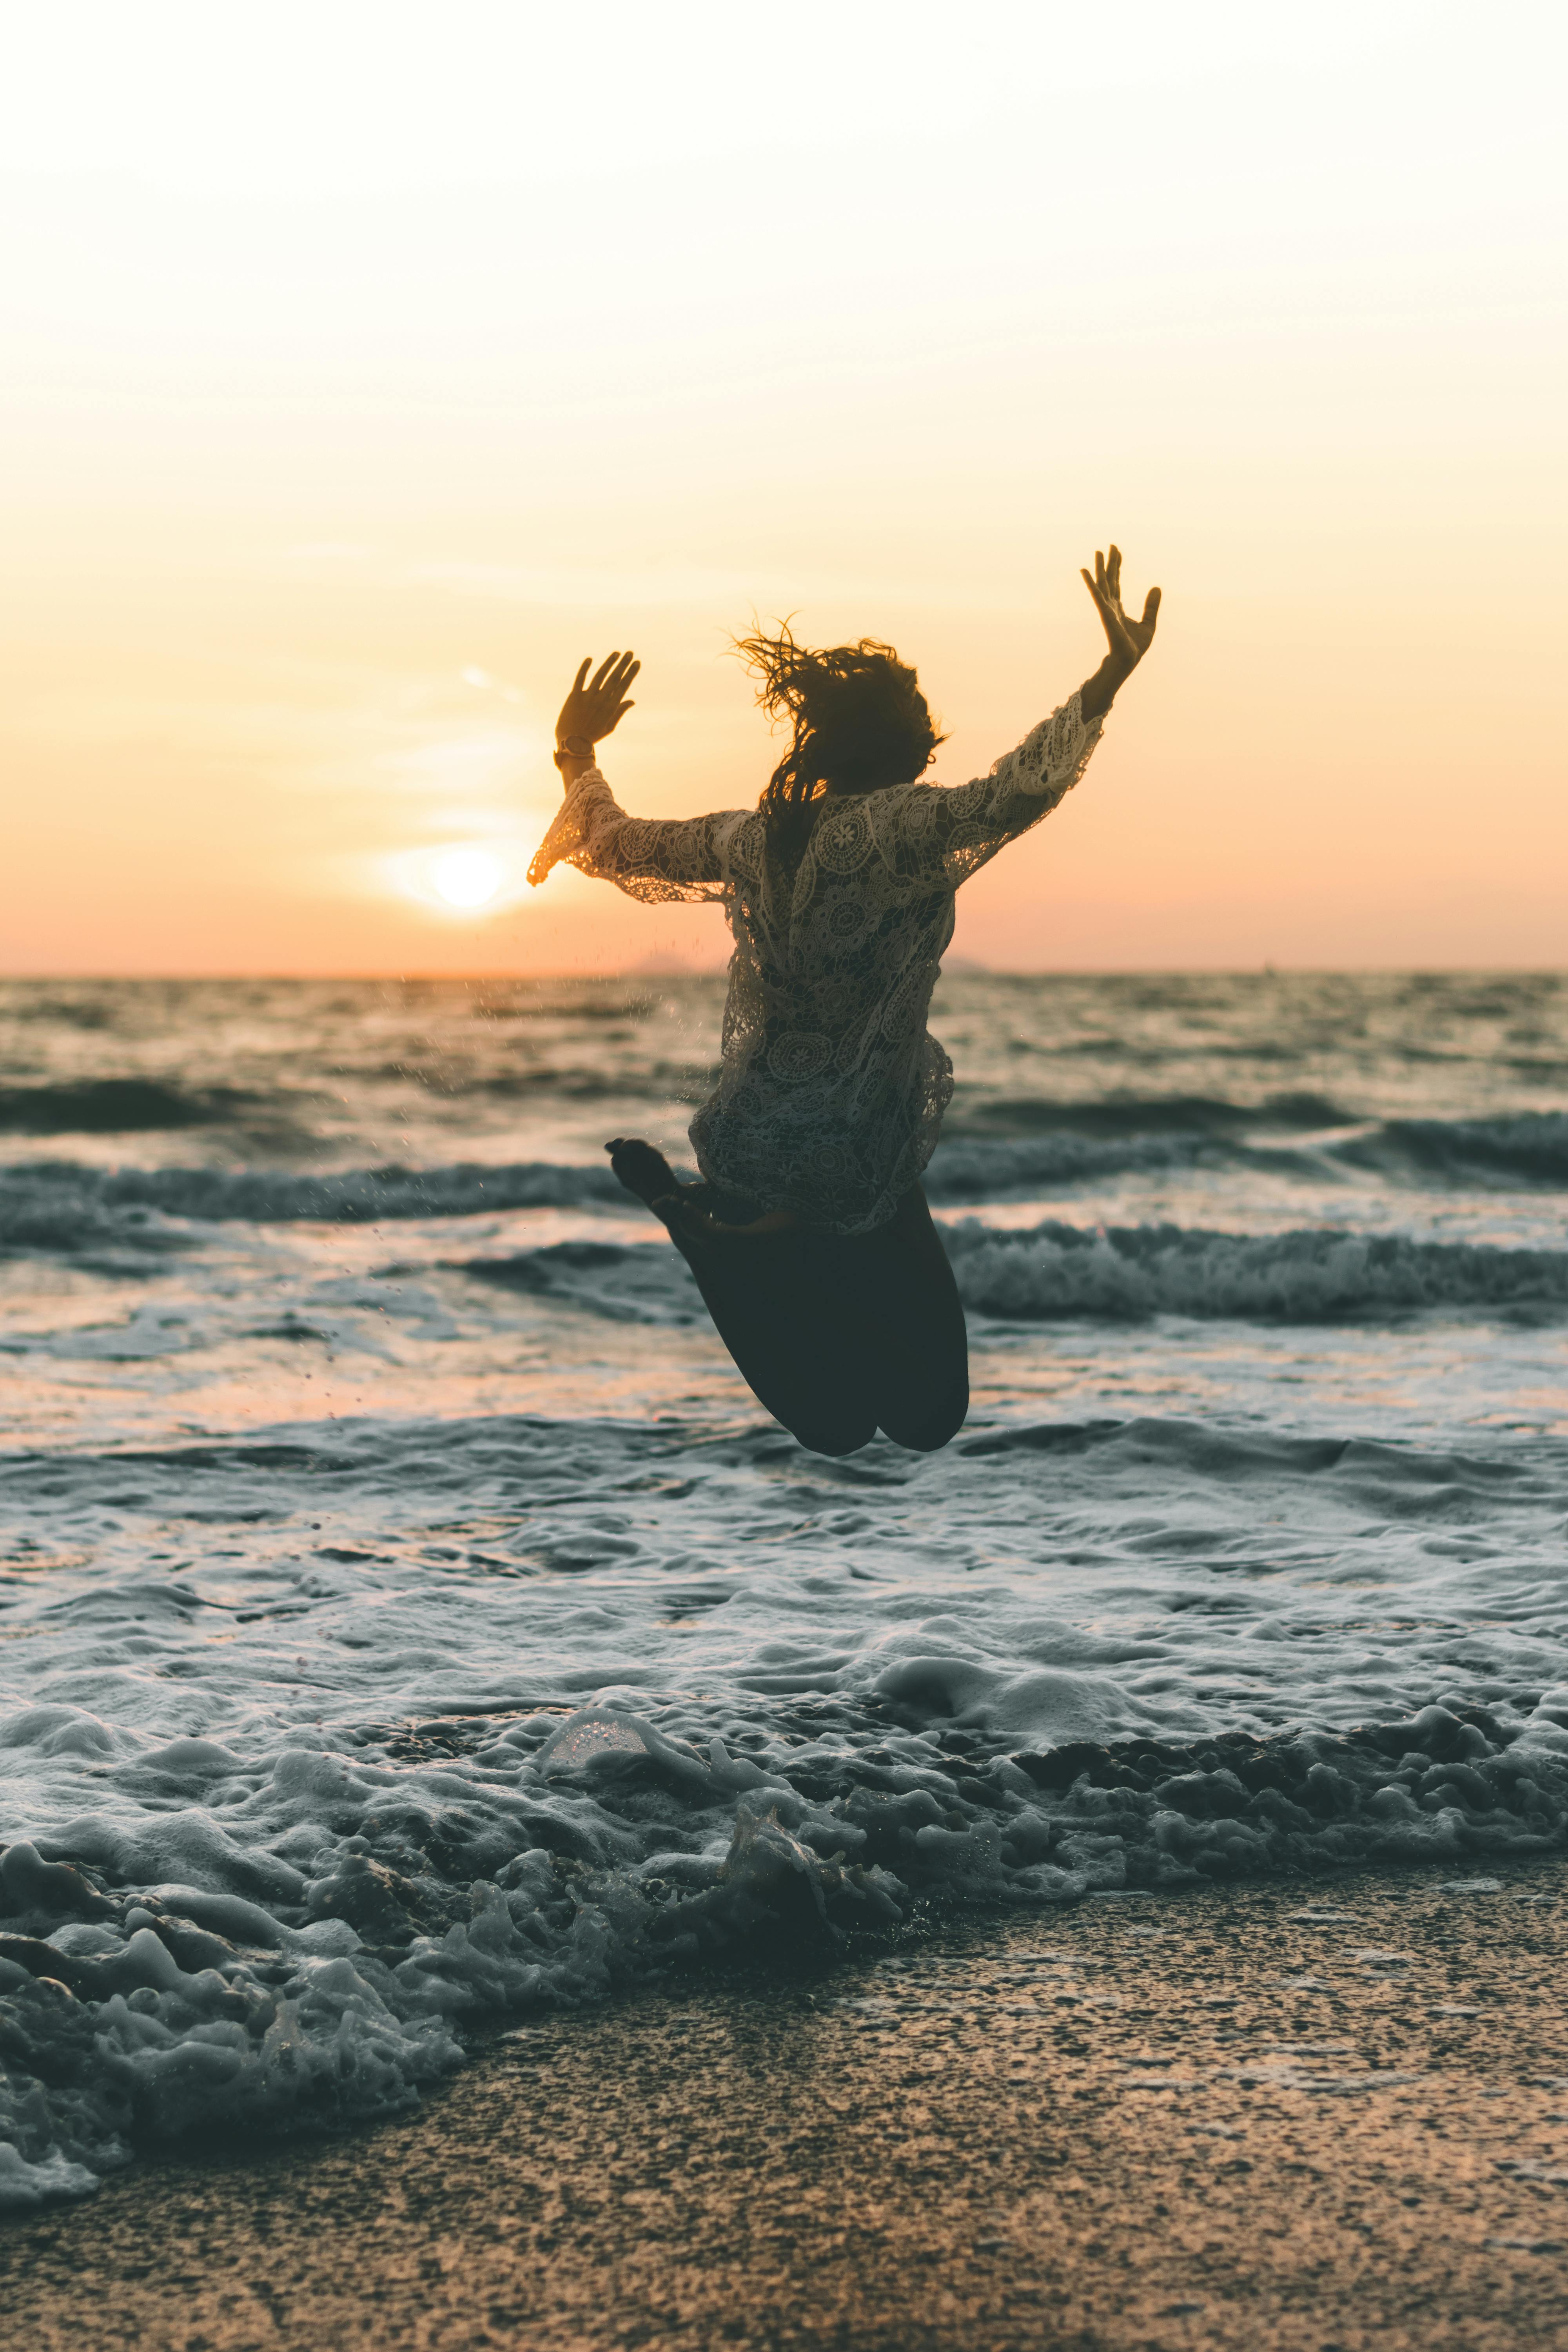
[527,649,736,903]
[904,544,1160,883]
[548,648,640,793]
[1077,544,1160,721]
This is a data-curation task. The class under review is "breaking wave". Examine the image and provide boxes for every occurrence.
[1336,1111,1568,1187]
[0,1137,1215,1255]
[943,1220,1568,1323]
[4,1102,1567,1270]
[4,1692,1567,2208]
[461,1221,1568,1328]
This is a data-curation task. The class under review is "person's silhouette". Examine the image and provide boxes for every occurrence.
[529,548,1160,1454]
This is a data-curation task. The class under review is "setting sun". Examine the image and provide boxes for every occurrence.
[431,848,505,909]
[3,3,1560,976]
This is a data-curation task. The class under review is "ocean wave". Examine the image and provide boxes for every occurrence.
[380,1062,714,1105]
[4,1102,1566,1274]
[944,1089,1356,1140]
[933,1109,1568,1196]
[458,1222,1568,1330]
[0,1159,628,1261]
[945,1219,1568,1322]
[0,1144,1211,1265]
[3,1692,1566,2207]
[6,1156,1564,1329]
[2,1139,1214,1261]
[923,1132,1229,1197]
[0,1081,262,1135]
[5,1117,1567,1289]
[463,1239,700,1324]
[1334,1112,1568,1187]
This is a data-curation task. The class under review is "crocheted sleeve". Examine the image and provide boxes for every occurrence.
[893,691,1106,886]
[526,767,739,906]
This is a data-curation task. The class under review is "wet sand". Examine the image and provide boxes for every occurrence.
[5,1860,1568,2350]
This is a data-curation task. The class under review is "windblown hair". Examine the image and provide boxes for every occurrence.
[734,623,945,870]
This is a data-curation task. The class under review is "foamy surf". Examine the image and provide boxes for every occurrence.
[5,1686,1568,2209]
[5,1398,1568,2206]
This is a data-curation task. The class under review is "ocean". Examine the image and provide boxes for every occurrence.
[2,969,1567,2209]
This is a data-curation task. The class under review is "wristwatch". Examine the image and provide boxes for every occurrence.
[554,733,593,768]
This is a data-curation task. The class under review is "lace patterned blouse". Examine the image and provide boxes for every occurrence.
[528,692,1105,1233]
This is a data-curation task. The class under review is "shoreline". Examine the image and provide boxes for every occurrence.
[5,1858,1568,2349]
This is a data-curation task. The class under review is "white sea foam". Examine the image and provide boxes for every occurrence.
[5,1403,1568,2205]
[4,1684,1567,2207]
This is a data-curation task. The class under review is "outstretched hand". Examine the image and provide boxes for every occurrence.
[1081,546,1160,679]
[555,651,640,753]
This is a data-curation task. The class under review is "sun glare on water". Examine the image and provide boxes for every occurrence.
[432,849,505,909]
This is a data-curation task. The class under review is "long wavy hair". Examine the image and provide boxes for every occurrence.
[734,623,946,872]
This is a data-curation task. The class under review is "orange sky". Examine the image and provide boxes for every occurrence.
[2,2,1563,975]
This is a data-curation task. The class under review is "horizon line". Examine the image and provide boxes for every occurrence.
[4,965,1567,985]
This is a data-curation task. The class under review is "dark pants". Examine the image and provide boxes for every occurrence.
[668,1182,969,1457]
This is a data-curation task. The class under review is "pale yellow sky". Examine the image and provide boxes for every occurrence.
[1,1,1563,973]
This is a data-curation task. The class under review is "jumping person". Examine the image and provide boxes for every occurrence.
[527,547,1160,1455]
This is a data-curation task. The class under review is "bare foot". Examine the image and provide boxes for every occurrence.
[605,1137,687,1210]
[606,1139,799,1240]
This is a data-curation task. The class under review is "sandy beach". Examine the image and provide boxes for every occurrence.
[5,1858,1567,2350]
